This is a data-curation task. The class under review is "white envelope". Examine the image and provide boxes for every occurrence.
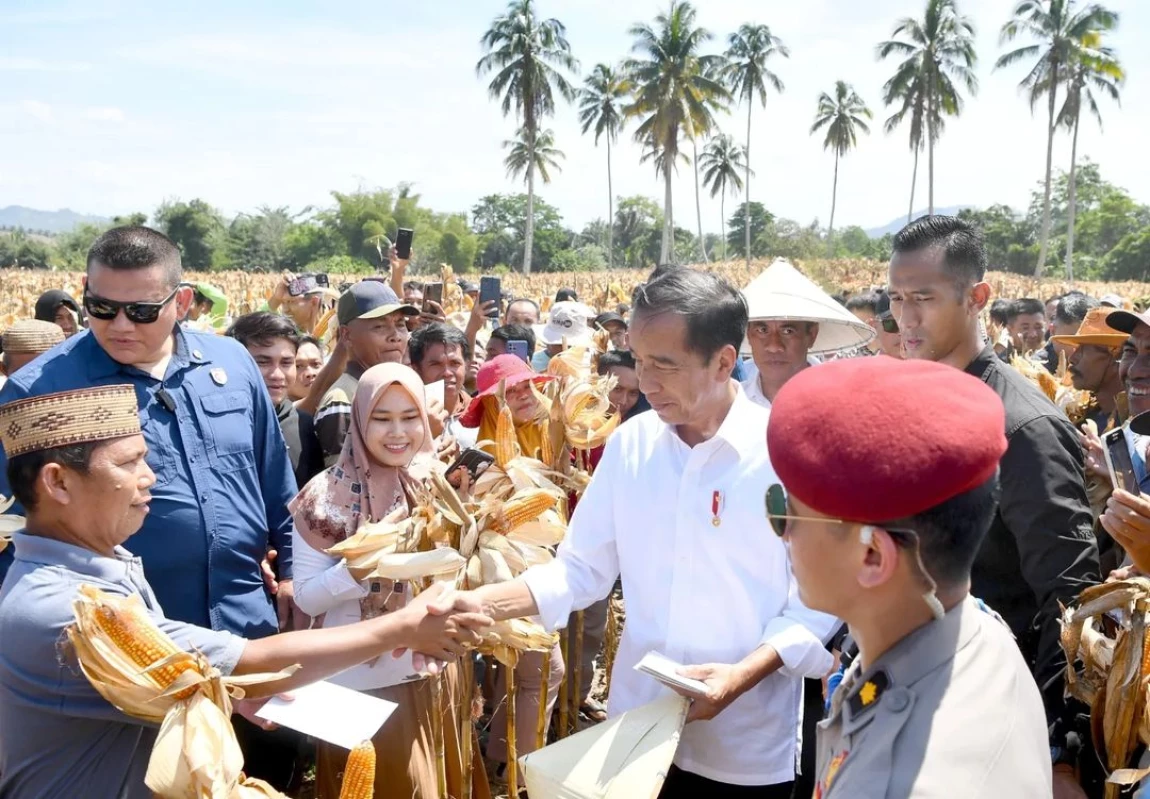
[255,679,397,750]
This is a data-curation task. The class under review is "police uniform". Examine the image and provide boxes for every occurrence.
[813,597,1050,798]
[765,356,1056,799]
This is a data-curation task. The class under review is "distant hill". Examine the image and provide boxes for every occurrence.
[864,205,971,239]
[0,206,109,235]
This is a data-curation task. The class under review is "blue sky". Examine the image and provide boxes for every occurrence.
[1,0,1147,236]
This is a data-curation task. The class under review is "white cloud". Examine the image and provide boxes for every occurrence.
[84,107,125,123]
[19,101,53,123]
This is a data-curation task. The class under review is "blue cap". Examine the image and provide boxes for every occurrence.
[337,280,420,325]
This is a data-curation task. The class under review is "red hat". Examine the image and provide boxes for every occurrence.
[767,357,1007,522]
[459,354,555,428]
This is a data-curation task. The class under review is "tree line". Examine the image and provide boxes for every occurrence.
[479,0,1123,277]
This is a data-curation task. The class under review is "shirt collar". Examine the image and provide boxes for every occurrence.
[662,382,761,458]
[85,325,205,381]
[962,345,999,381]
[11,531,136,584]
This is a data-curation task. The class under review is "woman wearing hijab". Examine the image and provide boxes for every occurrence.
[460,353,564,789]
[290,362,488,799]
[33,290,82,337]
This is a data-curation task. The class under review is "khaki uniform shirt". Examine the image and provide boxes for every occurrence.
[814,597,1051,799]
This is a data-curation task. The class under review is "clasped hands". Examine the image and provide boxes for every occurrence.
[390,584,492,675]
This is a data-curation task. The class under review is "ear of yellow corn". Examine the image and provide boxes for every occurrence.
[339,740,377,799]
[92,597,199,700]
[495,402,518,468]
[311,307,337,341]
[497,490,558,533]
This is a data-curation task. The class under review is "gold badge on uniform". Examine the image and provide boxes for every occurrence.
[210,368,228,386]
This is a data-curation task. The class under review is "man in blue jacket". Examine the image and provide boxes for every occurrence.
[0,225,303,787]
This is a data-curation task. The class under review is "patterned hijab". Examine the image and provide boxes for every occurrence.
[289,363,434,552]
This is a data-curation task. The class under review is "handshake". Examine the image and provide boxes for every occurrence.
[389,584,494,674]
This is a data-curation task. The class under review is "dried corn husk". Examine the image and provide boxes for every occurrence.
[1060,578,1150,796]
[68,585,296,798]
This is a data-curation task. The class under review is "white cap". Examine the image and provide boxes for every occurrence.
[741,258,875,354]
[540,301,594,347]
[1100,293,1125,309]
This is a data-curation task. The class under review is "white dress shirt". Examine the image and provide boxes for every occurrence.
[523,385,838,786]
[740,357,821,410]
[291,528,422,690]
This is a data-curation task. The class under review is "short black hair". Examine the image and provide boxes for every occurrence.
[632,267,747,363]
[87,226,182,289]
[403,281,424,293]
[506,297,540,317]
[1006,298,1045,323]
[226,312,302,350]
[490,324,536,355]
[891,216,987,288]
[192,290,212,308]
[555,288,578,302]
[8,442,97,511]
[647,263,683,283]
[1055,293,1099,327]
[880,476,999,588]
[597,349,636,375]
[297,334,324,353]
[408,322,471,365]
[846,292,880,315]
[989,298,1012,326]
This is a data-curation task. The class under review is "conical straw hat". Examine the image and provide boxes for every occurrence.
[519,694,690,799]
[741,258,875,354]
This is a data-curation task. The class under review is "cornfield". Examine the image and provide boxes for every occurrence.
[4,259,1150,329]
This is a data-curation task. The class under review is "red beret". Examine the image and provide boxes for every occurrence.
[767,357,1007,522]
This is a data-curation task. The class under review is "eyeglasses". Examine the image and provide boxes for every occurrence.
[879,316,899,335]
[764,484,914,546]
[83,286,180,324]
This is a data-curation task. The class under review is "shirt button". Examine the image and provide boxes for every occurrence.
[201,492,209,501]
[886,690,909,712]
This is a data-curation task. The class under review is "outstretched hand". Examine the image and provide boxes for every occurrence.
[394,584,491,675]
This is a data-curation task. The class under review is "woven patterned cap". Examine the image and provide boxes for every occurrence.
[0,385,141,457]
[3,320,64,354]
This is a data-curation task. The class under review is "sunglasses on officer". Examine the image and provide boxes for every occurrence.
[764,483,914,545]
[83,285,181,325]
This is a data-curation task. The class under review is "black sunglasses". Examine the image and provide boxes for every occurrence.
[765,483,915,546]
[879,316,899,335]
[83,286,180,324]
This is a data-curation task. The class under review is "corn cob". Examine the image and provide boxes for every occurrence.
[495,490,557,533]
[495,403,518,468]
[311,306,337,340]
[91,600,198,699]
[339,740,376,799]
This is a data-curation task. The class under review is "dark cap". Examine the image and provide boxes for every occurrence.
[459,281,479,294]
[1102,309,1150,335]
[34,290,80,322]
[556,287,578,302]
[594,312,627,330]
[337,281,419,326]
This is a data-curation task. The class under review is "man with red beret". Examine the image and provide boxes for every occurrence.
[887,215,1098,798]
[767,356,1051,798]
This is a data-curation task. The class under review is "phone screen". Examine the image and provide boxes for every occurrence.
[479,277,501,318]
[506,339,530,362]
[287,276,315,297]
[423,282,444,311]
[1104,428,1141,495]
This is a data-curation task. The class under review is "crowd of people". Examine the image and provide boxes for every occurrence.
[0,216,1148,798]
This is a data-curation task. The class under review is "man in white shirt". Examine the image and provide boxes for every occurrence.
[433,268,836,797]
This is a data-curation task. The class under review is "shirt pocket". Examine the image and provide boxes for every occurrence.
[198,390,255,473]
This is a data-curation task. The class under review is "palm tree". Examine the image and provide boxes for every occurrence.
[690,59,730,263]
[700,133,750,261]
[477,0,579,273]
[877,0,978,217]
[625,1,730,263]
[578,64,629,268]
[1055,32,1122,278]
[811,81,872,252]
[724,23,788,267]
[996,0,1118,277]
[504,127,565,184]
[881,70,927,224]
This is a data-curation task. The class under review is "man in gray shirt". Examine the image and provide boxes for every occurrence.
[0,384,490,799]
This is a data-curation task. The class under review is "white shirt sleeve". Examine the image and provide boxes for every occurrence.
[760,564,839,678]
[520,436,622,632]
[290,526,370,617]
